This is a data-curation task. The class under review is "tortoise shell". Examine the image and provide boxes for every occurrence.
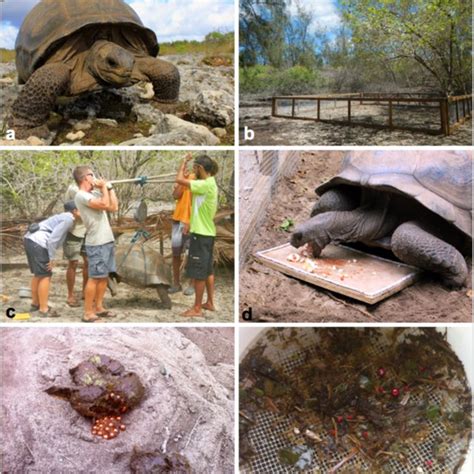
[15,0,158,83]
[316,151,472,239]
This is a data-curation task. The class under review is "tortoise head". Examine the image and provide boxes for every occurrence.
[87,40,135,86]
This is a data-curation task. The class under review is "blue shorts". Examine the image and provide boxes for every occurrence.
[85,242,116,279]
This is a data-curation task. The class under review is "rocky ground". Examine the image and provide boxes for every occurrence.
[239,151,473,323]
[1,327,234,473]
[239,96,472,146]
[0,54,234,146]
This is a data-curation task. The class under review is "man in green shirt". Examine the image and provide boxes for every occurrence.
[175,153,218,317]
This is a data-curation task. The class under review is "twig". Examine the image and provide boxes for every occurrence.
[328,448,358,473]
[161,426,170,453]
[183,414,202,451]
[23,440,34,460]
[324,291,381,321]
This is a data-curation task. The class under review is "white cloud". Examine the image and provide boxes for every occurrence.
[0,22,19,50]
[127,0,234,42]
[293,0,341,31]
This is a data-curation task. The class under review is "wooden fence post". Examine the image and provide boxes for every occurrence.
[348,100,351,123]
[455,101,459,122]
[291,98,295,118]
[388,100,393,129]
[271,97,276,116]
[317,99,320,121]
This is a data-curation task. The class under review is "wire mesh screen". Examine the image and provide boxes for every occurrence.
[240,328,472,473]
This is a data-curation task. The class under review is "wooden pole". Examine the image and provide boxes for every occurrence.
[455,100,459,122]
[291,98,295,118]
[348,100,351,123]
[439,100,446,135]
[271,97,276,116]
[388,100,393,129]
[317,99,320,121]
[461,98,466,119]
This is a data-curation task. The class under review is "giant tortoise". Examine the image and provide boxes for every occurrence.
[11,0,180,139]
[109,240,173,309]
[291,151,472,287]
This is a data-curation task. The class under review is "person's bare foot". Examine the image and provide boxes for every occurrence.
[202,302,216,311]
[181,307,203,317]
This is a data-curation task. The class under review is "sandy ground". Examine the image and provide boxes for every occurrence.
[1,327,234,473]
[239,100,472,146]
[239,152,473,323]
[0,263,234,323]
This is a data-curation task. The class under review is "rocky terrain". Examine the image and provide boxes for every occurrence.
[0,54,234,146]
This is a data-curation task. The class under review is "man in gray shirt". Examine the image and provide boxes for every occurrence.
[73,165,118,322]
[24,201,80,317]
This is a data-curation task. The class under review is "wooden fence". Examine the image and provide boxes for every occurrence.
[271,93,472,136]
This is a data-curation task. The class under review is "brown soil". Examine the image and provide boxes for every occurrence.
[1,327,234,473]
[239,152,473,323]
[1,264,234,323]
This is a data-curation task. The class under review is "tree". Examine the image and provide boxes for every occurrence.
[342,0,472,95]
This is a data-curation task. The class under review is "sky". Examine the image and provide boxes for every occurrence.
[0,0,235,49]
[294,0,341,33]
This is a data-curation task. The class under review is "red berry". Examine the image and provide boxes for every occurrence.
[336,416,344,424]
[377,367,386,377]
[377,386,385,394]
[346,415,354,421]
[391,388,400,397]
[362,431,369,439]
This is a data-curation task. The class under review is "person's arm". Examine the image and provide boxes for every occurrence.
[86,180,117,212]
[175,153,193,187]
[47,215,74,265]
[108,186,119,212]
[172,183,185,199]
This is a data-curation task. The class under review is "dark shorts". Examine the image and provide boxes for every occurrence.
[24,238,51,277]
[186,234,214,280]
[63,233,86,261]
[171,220,190,257]
[85,242,116,279]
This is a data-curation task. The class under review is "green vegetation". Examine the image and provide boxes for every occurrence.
[1,151,234,221]
[0,48,16,63]
[160,31,233,58]
[240,65,325,95]
[240,0,472,95]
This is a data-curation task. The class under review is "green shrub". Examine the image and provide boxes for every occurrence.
[240,65,326,95]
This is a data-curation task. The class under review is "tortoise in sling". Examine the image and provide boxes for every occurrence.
[291,151,472,288]
[11,0,180,139]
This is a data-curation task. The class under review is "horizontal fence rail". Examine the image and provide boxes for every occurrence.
[271,93,472,136]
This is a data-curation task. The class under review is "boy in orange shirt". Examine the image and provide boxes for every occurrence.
[169,164,195,294]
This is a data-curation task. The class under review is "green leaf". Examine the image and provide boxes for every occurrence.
[279,218,294,232]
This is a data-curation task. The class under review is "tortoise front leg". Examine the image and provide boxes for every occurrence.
[391,221,468,288]
[134,57,180,103]
[11,63,71,139]
[156,285,172,309]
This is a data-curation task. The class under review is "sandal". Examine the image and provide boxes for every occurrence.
[66,301,81,308]
[81,316,102,323]
[96,310,117,318]
[30,304,52,312]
